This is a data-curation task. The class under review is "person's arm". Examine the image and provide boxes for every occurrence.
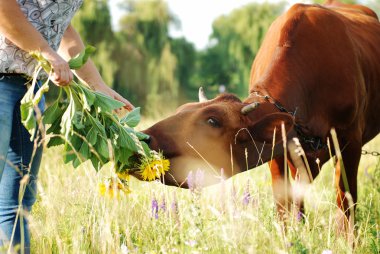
[58,24,134,110]
[0,0,72,85]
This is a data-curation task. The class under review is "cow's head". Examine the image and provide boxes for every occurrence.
[143,89,294,187]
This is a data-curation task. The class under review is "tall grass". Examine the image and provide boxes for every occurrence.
[29,124,380,253]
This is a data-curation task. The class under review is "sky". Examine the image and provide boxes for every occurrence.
[108,0,310,50]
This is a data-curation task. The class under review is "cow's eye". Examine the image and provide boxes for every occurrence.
[207,117,221,128]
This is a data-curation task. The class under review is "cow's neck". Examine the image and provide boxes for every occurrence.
[242,141,291,171]
[245,85,304,115]
[236,96,299,171]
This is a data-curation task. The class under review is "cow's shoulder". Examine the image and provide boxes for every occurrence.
[277,3,347,48]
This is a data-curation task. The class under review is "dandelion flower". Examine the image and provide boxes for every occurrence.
[98,182,107,196]
[98,177,131,198]
[117,171,130,181]
[140,159,170,181]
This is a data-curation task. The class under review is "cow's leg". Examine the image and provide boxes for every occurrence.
[269,156,303,220]
[334,140,360,237]
[288,161,306,219]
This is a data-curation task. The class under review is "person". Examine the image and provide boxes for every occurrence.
[0,0,134,252]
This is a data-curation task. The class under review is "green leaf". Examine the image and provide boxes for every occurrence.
[63,134,82,165]
[118,127,137,152]
[63,143,76,164]
[72,111,85,130]
[85,127,98,146]
[47,136,65,148]
[90,156,101,171]
[68,45,96,70]
[46,118,62,135]
[80,86,96,111]
[20,101,36,137]
[93,92,124,113]
[95,138,109,159]
[141,141,151,157]
[79,142,90,160]
[136,131,150,141]
[72,141,90,168]
[32,81,49,106]
[116,147,134,164]
[125,128,146,155]
[43,99,65,125]
[20,80,38,138]
[60,91,76,139]
[120,107,141,127]
[87,114,106,138]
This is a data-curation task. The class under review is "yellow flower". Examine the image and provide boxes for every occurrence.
[98,182,107,196]
[98,178,131,198]
[117,171,130,181]
[139,159,170,181]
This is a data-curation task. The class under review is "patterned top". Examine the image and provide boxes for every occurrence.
[0,0,83,77]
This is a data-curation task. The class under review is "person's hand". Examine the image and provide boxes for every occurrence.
[94,83,135,111]
[41,48,73,86]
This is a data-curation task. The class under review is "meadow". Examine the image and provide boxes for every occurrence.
[29,118,380,254]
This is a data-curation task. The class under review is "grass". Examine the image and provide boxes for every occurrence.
[28,120,380,253]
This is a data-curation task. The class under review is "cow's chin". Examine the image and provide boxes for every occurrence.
[161,156,225,188]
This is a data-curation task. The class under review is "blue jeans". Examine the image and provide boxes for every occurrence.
[0,75,44,253]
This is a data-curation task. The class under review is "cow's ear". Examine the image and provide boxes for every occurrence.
[248,112,294,144]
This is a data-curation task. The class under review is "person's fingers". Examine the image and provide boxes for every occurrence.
[114,93,134,111]
[68,71,73,82]
[51,65,72,86]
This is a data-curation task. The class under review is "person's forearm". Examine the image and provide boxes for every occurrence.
[58,25,105,88]
[0,1,52,54]
[59,24,134,109]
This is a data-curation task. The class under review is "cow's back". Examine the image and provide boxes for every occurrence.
[249,3,380,144]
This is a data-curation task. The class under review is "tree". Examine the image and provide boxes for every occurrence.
[197,2,286,97]
[170,37,197,102]
[71,0,117,87]
[115,0,180,115]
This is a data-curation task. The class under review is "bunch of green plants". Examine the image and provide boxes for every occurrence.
[20,46,166,182]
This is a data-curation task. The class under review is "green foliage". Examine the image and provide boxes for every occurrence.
[112,0,180,115]
[170,37,197,101]
[71,0,118,89]
[21,48,150,172]
[195,2,286,98]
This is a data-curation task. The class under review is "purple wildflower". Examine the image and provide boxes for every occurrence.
[151,196,159,219]
[171,196,178,214]
[297,210,303,222]
[160,195,166,212]
[187,170,204,192]
[242,180,251,206]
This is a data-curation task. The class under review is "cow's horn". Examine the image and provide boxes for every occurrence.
[241,102,260,114]
[199,87,208,102]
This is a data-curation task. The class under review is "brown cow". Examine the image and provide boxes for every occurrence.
[142,1,380,224]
